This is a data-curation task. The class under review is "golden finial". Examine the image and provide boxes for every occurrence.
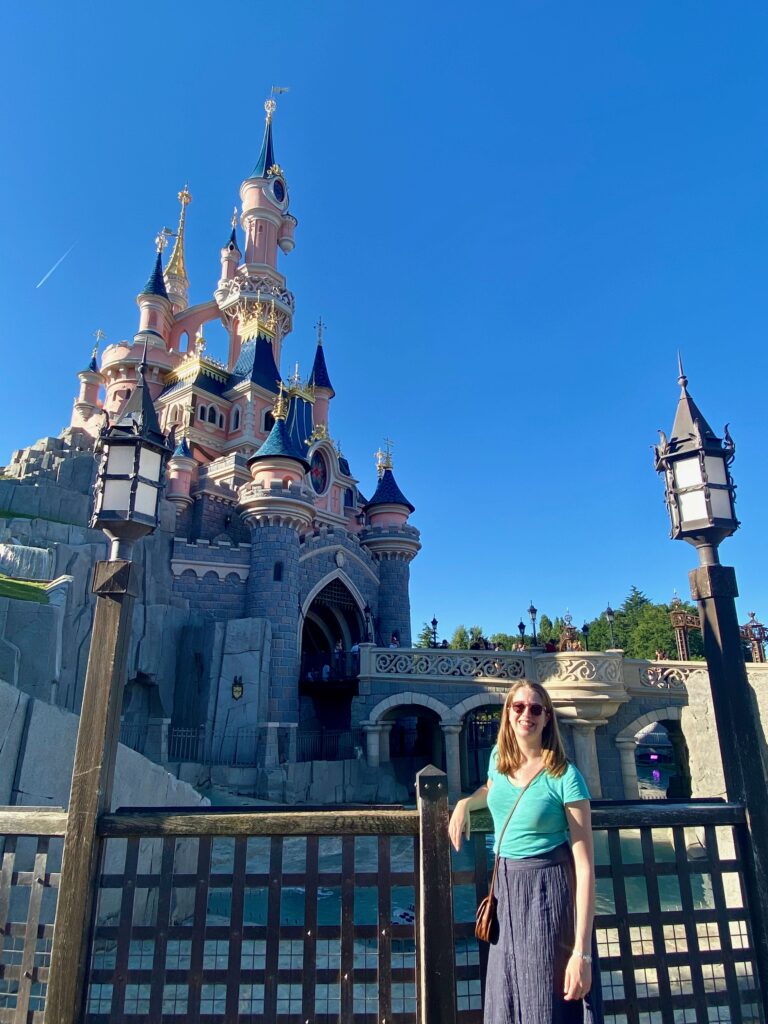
[383,438,394,471]
[273,381,288,421]
[264,97,277,122]
[166,185,192,282]
[315,316,325,346]
[231,206,238,229]
[375,447,385,479]
[195,327,206,355]
[92,328,106,358]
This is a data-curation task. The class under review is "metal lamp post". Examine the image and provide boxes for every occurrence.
[654,357,768,1007]
[528,602,538,645]
[604,604,616,648]
[581,622,590,650]
[46,349,170,1023]
[517,619,526,643]
[742,611,767,664]
[430,615,439,649]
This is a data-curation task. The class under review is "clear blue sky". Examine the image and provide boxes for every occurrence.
[2,2,767,638]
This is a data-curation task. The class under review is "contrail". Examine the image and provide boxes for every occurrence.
[35,242,77,288]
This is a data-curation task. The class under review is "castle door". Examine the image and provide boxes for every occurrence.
[299,578,365,730]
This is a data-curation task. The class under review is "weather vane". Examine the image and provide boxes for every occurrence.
[155,227,173,253]
[315,316,326,345]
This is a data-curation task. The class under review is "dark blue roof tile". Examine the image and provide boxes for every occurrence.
[310,343,334,393]
[250,419,310,470]
[364,469,415,514]
[141,251,169,300]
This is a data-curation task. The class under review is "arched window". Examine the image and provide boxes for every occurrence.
[273,561,283,582]
[218,413,224,428]
[208,406,217,424]
[232,407,241,430]
[263,410,275,432]
[344,487,355,508]
[198,405,206,420]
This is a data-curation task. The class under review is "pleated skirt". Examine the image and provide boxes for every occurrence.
[484,844,603,1024]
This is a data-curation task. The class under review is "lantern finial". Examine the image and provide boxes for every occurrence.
[677,351,688,391]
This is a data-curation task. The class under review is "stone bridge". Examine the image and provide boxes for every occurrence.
[352,645,768,801]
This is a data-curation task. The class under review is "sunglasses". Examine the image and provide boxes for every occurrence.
[511,701,546,717]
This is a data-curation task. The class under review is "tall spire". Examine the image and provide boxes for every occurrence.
[250,95,282,179]
[309,316,334,395]
[141,248,169,300]
[166,186,191,281]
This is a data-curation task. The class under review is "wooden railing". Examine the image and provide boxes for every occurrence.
[0,786,765,1023]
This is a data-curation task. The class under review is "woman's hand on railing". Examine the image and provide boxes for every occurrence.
[448,798,471,851]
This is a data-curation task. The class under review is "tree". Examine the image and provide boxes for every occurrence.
[468,625,485,647]
[489,632,518,650]
[537,614,560,645]
[414,622,435,648]
[451,624,470,649]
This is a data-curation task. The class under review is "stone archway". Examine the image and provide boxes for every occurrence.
[299,572,367,731]
[615,706,688,799]
[451,693,506,792]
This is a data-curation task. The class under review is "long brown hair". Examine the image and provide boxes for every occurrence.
[495,680,568,779]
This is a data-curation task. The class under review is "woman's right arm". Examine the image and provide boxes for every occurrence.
[448,780,491,851]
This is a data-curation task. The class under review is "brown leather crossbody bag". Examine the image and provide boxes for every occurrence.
[475,768,545,943]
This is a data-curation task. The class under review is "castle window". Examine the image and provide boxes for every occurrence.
[218,413,225,428]
[344,487,355,508]
[198,405,206,420]
[263,410,275,432]
[273,561,283,581]
[208,406,217,424]
[232,407,241,430]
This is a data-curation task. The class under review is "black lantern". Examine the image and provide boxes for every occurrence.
[517,619,526,639]
[91,346,170,559]
[581,622,589,649]
[430,616,439,648]
[528,601,538,644]
[654,357,738,559]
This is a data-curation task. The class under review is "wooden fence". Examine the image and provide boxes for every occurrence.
[0,786,765,1023]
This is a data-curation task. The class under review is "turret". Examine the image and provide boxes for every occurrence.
[240,98,296,269]
[164,186,192,312]
[309,318,335,430]
[220,208,241,282]
[360,443,420,647]
[136,233,174,344]
[244,383,310,491]
[69,333,105,437]
[166,437,196,510]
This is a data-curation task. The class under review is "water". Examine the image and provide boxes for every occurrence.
[0,540,53,581]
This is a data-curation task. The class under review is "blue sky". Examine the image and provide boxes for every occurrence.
[2,2,767,638]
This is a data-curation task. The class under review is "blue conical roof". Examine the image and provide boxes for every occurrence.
[229,336,281,392]
[172,437,192,458]
[365,468,415,514]
[310,343,334,394]
[141,251,169,300]
[250,418,310,471]
[250,116,276,179]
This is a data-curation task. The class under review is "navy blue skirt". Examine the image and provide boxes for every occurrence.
[484,844,603,1024]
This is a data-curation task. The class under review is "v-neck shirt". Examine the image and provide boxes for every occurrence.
[486,746,591,859]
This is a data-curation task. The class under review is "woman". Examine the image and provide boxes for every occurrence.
[448,681,602,1024]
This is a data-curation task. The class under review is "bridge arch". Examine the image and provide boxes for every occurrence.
[616,705,688,799]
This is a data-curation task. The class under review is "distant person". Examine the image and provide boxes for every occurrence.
[321,663,330,682]
[389,633,400,649]
[544,639,557,653]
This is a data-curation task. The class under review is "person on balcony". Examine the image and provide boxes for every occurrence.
[448,681,602,1023]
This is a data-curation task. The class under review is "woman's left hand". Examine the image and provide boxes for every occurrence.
[563,954,592,1001]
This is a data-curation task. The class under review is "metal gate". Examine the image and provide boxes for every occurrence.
[464,708,502,789]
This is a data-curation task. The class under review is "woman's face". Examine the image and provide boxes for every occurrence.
[507,685,550,743]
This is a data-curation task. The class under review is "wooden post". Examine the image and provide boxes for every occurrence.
[45,559,139,1024]
[416,765,457,1024]
[690,562,768,1013]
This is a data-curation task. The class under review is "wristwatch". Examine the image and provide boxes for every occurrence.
[571,950,593,963]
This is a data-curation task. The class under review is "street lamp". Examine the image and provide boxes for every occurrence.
[528,601,537,645]
[581,622,590,649]
[604,604,615,648]
[430,615,439,649]
[654,357,768,1006]
[47,349,171,1022]
[741,611,767,664]
[517,619,526,641]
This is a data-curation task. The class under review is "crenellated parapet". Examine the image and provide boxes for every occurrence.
[237,480,314,532]
[359,523,421,562]
[171,536,251,581]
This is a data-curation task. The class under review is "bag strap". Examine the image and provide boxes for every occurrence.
[487,766,545,897]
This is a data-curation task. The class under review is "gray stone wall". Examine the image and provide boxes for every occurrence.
[375,557,413,647]
[186,494,250,544]
[247,523,301,720]
[173,568,247,620]
[298,528,380,620]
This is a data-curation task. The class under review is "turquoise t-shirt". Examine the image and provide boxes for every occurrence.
[486,746,591,859]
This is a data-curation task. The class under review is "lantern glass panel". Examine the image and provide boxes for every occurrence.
[139,447,162,482]
[135,481,158,518]
[704,455,727,486]
[673,456,703,489]
[709,487,733,520]
[103,479,132,512]
[105,445,134,476]
[678,488,708,524]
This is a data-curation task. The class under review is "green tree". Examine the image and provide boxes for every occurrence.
[468,625,485,647]
[414,622,435,648]
[537,614,560,645]
[451,624,470,649]
[489,632,518,650]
